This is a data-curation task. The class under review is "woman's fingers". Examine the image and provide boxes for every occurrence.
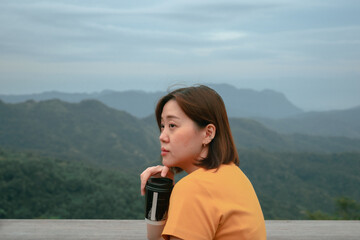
[140,165,168,196]
[161,166,170,177]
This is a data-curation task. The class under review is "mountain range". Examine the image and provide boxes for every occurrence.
[1,83,359,139]
[1,99,359,169]
[256,106,360,139]
[0,84,302,119]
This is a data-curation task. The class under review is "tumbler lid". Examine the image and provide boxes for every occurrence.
[146,177,173,192]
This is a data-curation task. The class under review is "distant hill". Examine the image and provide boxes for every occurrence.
[256,106,360,139]
[208,84,303,118]
[0,84,303,119]
[229,118,360,153]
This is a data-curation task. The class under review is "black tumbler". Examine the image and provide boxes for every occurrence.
[145,177,173,225]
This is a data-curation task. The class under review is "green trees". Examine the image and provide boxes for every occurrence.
[0,149,143,219]
[306,197,360,220]
[239,150,360,219]
[2,148,360,219]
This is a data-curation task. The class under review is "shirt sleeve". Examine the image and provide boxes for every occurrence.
[162,178,219,240]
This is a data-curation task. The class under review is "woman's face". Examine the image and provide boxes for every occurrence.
[159,99,207,173]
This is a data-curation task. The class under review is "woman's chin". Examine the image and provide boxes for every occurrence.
[162,158,175,168]
[162,161,172,168]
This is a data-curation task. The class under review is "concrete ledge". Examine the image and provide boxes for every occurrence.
[0,220,359,240]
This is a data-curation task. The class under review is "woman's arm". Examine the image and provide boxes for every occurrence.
[147,224,182,240]
[147,223,166,240]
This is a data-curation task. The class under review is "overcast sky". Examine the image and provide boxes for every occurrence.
[0,0,359,111]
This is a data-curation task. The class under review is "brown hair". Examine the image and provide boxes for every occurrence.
[155,85,239,169]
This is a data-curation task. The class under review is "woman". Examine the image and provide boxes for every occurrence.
[140,85,266,240]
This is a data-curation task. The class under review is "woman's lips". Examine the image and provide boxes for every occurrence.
[161,147,169,156]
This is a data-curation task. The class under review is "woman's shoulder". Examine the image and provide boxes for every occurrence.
[173,164,237,191]
[172,168,210,193]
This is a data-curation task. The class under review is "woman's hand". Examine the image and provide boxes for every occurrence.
[140,165,174,196]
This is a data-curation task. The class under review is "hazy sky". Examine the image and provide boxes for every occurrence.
[0,0,359,111]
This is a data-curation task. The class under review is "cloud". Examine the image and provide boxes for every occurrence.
[206,31,248,41]
[0,1,257,62]
[1,1,358,62]
[0,0,360,110]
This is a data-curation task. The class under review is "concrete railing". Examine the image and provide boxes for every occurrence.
[1,220,359,240]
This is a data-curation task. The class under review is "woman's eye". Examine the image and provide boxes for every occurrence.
[160,123,176,130]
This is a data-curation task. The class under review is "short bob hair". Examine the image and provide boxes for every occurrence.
[155,85,239,170]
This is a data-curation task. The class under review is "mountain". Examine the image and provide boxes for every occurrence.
[256,106,360,139]
[0,84,303,119]
[3,85,358,139]
[230,118,360,152]
[208,84,303,118]
[0,99,160,170]
[1,99,359,170]
[0,90,163,118]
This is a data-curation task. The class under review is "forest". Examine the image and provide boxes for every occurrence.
[0,149,143,219]
[1,147,359,219]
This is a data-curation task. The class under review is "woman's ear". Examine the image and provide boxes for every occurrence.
[204,124,216,144]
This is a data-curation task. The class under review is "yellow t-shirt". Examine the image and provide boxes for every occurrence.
[162,163,266,240]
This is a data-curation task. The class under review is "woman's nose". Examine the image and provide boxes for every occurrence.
[159,130,169,142]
